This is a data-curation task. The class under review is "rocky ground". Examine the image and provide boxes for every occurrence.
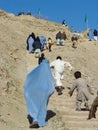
[0,10,98,130]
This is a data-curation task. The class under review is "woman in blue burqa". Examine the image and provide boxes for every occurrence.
[24,59,55,128]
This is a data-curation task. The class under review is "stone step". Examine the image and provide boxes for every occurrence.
[62,115,98,121]
[62,115,89,120]
[52,86,98,130]
[56,108,90,115]
[52,101,75,107]
[68,127,98,130]
[52,96,76,102]
[64,120,98,128]
[58,107,98,116]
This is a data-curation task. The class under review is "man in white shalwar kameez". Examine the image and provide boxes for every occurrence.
[50,56,73,95]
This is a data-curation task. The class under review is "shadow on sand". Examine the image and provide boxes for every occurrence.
[46,110,56,121]
[27,110,56,124]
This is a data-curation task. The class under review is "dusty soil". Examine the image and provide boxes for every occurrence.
[0,10,98,130]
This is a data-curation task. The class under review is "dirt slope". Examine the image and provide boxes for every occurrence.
[0,10,98,130]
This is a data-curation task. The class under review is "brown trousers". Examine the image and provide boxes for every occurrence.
[88,96,98,119]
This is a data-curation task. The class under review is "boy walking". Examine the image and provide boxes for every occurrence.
[69,71,93,111]
[50,56,73,95]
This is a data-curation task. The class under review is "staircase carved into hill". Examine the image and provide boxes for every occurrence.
[26,50,98,130]
[51,86,98,130]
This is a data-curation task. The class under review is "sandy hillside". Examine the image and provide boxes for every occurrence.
[0,10,98,130]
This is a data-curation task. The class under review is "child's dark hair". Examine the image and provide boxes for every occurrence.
[56,56,62,60]
[74,71,81,79]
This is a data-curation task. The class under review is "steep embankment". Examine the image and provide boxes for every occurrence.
[0,10,71,130]
[0,10,98,130]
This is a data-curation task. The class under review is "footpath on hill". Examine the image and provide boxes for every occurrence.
[0,40,98,130]
[25,42,98,130]
[0,11,98,130]
[25,51,67,130]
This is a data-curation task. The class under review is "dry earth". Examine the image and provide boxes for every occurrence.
[0,10,98,130]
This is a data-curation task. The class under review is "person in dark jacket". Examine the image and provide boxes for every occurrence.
[71,34,78,48]
[38,53,45,64]
[33,37,42,58]
[62,20,66,26]
[93,29,98,41]
[56,31,61,40]
[33,37,42,52]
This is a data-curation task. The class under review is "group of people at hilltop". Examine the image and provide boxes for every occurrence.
[56,31,67,46]
[17,11,32,16]
[26,30,82,57]
[26,32,54,57]
[26,32,45,54]
[55,31,79,48]
[26,29,98,57]
[26,31,68,55]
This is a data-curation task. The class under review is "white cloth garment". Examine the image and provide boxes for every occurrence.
[50,59,73,86]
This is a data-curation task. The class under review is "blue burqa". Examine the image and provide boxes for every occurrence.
[24,60,55,127]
